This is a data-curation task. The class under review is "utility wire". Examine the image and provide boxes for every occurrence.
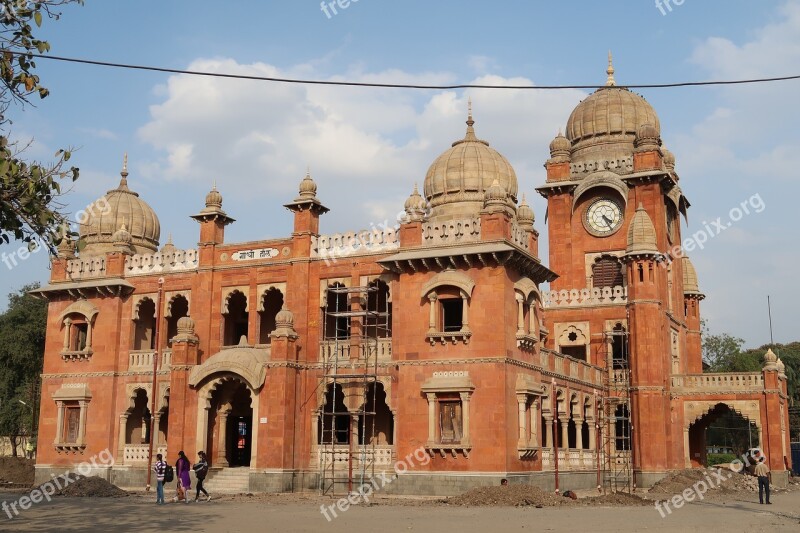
[20,52,800,91]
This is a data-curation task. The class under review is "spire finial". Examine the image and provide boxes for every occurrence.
[606,50,616,86]
[122,152,128,175]
[117,152,130,190]
[212,179,217,191]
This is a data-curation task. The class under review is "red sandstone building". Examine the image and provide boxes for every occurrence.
[31,62,792,493]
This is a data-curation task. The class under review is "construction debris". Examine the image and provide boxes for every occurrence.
[35,475,128,498]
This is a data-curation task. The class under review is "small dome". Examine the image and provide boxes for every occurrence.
[635,123,661,150]
[484,178,507,202]
[79,155,160,256]
[763,348,778,370]
[777,358,786,374]
[626,204,658,255]
[205,185,223,208]
[297,171,318,200]
[160,234,177,254]
[682,257,701,295]
[517,194,535,225]
[275,307,294,328]
[112,223,132,244]
[404,184,427,221]
[549,131,571,159]
[177,316,196,335]
[663,148,676,171]
[424,108,518,220]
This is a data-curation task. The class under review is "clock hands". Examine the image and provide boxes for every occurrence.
[601,214,615,229]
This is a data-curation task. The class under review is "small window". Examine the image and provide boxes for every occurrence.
[439,401,463,444]
[440,299,463,332]
[592,256,623,289]
[64,404,81,443]
[71,323,88,352]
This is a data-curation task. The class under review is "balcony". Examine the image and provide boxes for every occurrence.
[541,448,597,471]
[540,350,604,386]
[312,445,395,467]
[123,444,167,465]
[671,373,764,393]
[543,286,627,309]
[128,350,172,372]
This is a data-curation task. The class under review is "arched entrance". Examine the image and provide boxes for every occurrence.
[197,375,259,468]
[685,401,761,468]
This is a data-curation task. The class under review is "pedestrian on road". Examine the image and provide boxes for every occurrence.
[754,454,771,505]
[193,451,211,502]
[176,450,192,503]
[153,453,167,504]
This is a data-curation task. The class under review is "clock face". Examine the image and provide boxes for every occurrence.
[585,198,623,236]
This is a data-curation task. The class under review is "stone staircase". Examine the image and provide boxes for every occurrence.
[204,467,251,493]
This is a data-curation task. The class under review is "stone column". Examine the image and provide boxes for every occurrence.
[528,303,536,336]
[350,414,360,448]
[588,418,596,450]
[560,418,569,449]
[118,413,129,461]
[216,410,230,467]
[153,412,161,446]
[516,295,525,335]
[62,319,72,351]
[426,393,436,443]
[55,401,64,444]
[683,427,691,468]
[85,321,93,351]
[530,400,538,445]
[544,415,553,449]
[460,392,471,444]
[516,394,527,446]
[428,295,437,333]
[575,417,584,449]
[460,292,470,332]
[78,400,88,445]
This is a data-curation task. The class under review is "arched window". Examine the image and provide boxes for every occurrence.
[592,256,624,289]
[258,288,284,344]
[166,295,189,345]
[59,300,98,359]
[421,271,475,343]
[223,291,249,346]
[133,298,156,350]
[318,383,349,444]
[324,283,350,340]
[610,322,629,369]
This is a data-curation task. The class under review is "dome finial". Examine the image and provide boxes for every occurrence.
[118,152,130,190]
[606,50,616,87]
[464,97,477,141]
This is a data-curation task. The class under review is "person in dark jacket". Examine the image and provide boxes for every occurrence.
[176,451,191,503]
[193,451,211,502]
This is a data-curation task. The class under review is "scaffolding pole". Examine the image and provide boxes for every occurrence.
[318,283,389,496]
[600,328,633,494]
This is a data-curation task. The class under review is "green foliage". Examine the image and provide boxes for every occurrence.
[702,327,746,372]
[0,283,46,448]
[707,453,737,467]
[0,0,83,251]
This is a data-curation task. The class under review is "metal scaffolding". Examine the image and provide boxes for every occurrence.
[600,327,633,493]
[318,283,389,495]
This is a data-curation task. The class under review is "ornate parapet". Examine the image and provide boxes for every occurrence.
[510,223,529,250]
[124,249,199,276]
[671,373,764,394]
[542,286,627,308]
[539,349,603,386]
[311,227,399,262]
[422,217,481,247]
[570,156,633,178]
[66,257,106,279]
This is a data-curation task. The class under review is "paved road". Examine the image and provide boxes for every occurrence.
[2,491,799,532]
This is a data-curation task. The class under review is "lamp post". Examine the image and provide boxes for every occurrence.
[146,277,165,492]
[18,400,34,458]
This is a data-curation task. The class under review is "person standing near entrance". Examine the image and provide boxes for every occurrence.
[193,451,211,502]
[152,453,166,505]
[176,450,192,503]
[754,454,771,504]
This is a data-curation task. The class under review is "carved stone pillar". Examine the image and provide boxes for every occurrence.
[683,427,691,468]
[460,392,471,444]
[63,319,72,351]
[530,400,539,445]
[428,295,437,333]
[516,394,527,446]
[78,400,88,445]
[118,413,129,460]
[55,401,64,444]
[560,418,569,449]
[460,292,470,333]
[515,294,525,335]
[216,409,230,467]
[425,393,436,443]
[544,415,553,449]
[575,417,584,450]
[85,321,93,351]
[588,419,596,450]
[153,412,161,446]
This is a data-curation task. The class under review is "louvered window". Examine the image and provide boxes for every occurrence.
[592,257,623,288]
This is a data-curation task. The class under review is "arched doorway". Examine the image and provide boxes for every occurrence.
[205,377,255,467]
[688,403,760,467]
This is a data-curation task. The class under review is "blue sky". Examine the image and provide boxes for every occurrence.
[1,0,797,348]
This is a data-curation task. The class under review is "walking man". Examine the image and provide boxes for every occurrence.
[754,454,771,505]
[193,451,211,502]
[153,453,167,504]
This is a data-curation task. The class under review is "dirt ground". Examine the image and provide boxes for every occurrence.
[0,457,34,488]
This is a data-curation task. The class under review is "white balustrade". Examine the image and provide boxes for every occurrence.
[124,249,198,276]
[124,444,167,464]
[313,445,395,467]
[671,373,763,391]
[421,217,481,246]
[312,227,400,261]
[542,286,627,308]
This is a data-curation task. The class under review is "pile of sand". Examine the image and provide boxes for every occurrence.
[445,485,570,507]
[35,475,128,498]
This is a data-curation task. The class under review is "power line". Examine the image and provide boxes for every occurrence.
[19,52,800,91]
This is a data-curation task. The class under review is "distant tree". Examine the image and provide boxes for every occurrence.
[0,283,46,456]
[702,327,746,373]
[0,0,83,253]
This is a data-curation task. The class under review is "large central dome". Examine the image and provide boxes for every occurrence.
[564,55,661,165]
[423,111,518,220]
